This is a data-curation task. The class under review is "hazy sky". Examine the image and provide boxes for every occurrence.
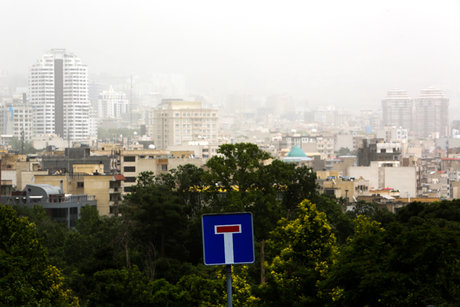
[1,0,460,108]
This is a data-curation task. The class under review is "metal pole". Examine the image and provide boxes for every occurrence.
[226,264,233,307]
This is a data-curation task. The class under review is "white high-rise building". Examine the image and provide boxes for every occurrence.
[29,49,90,141]
[0,95,34,141]
[96,87,129,119]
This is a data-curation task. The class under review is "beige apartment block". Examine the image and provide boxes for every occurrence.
[451,181,460,199]
[34,173,124,216]
[318,172,369,203]
[152,100,219,149]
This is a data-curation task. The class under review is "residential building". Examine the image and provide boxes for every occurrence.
[41,147,112,174]
[152,100,218,149]
[0,95,34,141]
[357,138,401,166]
[279,135,335,159]
[376,126,408,143]
[348,161,417,197]
[29,49,90,140]
[381,89,413,131]
[414,88,449,138]
[120,149,206,194]
[33,173,124,216]
[317,171,369,203]
[96,86,129,120]
[1,184,96,227]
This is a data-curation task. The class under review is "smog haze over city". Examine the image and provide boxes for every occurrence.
[1,0,460,109]
[2,1,460,306]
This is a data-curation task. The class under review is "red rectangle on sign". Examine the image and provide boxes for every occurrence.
[216,225,240,233]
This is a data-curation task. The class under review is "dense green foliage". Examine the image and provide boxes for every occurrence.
[1,143,459,305]
[0,205,78,306]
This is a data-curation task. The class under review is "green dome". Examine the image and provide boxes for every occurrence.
[286,146,307,158]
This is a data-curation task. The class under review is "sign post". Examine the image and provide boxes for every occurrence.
[226,264,232,307]
[202,212,254,307]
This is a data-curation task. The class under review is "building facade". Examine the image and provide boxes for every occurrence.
[0,101,34,141]
[1,184,97,227]
[414,88,449,138]
[29,49,90,140]
[152,100,219,149]
[96,86,129,120]
[381,89,413,131]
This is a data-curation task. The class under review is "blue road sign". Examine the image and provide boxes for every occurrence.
[202,212,255,265]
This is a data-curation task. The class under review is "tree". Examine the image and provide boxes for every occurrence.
[335,147,353,157]
[97,127,139,140]
[12,205,68,267]
[177,265,259,307]
[204,143,321,284]
[324,213,460,306]
[60,205,131,302]
[204,143,272,211]
[278,163,318,218]
[8,136,37,154]
[121,173,189,281]
[87,265,190,306]
[0,205,78,306]
[204,143,282,284]
[174,164,205,218]
[122,183,187,260]
[261,199,337,305]
[313,195,353,244]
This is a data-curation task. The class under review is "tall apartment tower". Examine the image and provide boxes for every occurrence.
[381,89,413,130]
[29,49,90,140]
[152,100,218,149]
[414,88,449,138]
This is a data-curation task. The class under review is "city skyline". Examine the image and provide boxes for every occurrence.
[0,0,459,109]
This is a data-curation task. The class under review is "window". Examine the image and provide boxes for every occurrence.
[161,164,168,171]
[124,186,134,192]
[77,182,84,188]
[125,176,136,182]
[110,194,121,201]
[124,156,135,162]
[109,205,118,215]
[124,166,136,172]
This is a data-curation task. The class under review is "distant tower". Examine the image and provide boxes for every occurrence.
[381,89,413,130]
[29,49,90,140]
[0,96,33,141]
[96,86,129,120]
[414,88,449,138]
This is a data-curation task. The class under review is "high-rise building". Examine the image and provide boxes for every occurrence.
[29,49,90,140]
[0,95,33,141]
[381,89,413,131]
[152,100,219,149]
[96,86,129,120]
[414,88,449,138]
